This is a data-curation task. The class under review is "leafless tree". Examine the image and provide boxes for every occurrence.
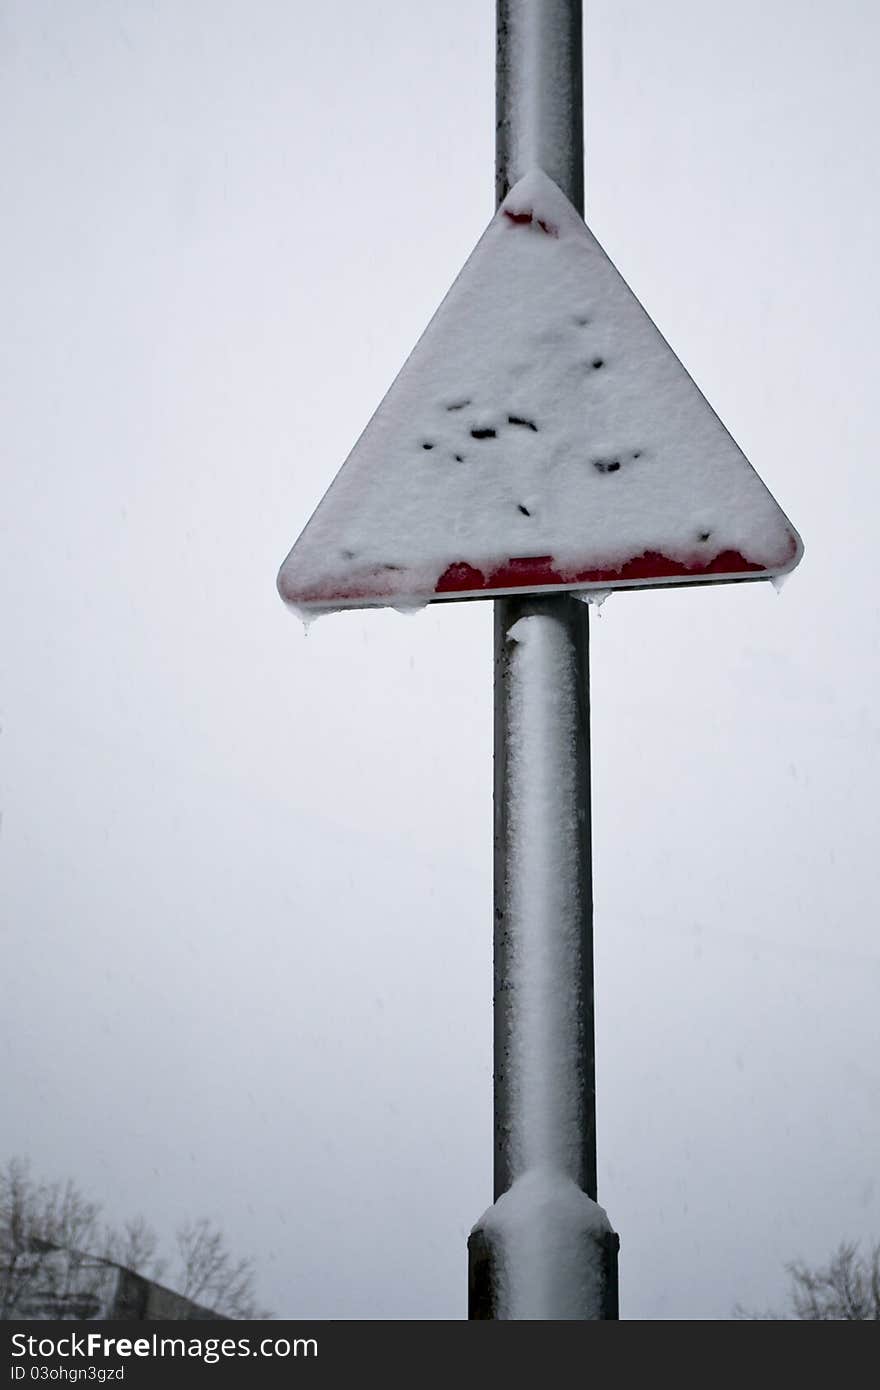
[785,1241,880,1320]
[0,1158,107,1319]
[175,1217,268,1319]
[737,1240,880,1320]
[1,1157,269,1319]
[104,1215,165,1284]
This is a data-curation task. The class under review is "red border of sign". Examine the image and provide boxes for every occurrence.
[280,534,801,611]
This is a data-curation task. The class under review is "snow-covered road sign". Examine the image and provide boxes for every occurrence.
[277,169,802,613]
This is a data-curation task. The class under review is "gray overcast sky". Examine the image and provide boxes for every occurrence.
[2,0,879,1319]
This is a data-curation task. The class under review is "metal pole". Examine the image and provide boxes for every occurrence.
[468,0,619,1321]
[495,0,584,213]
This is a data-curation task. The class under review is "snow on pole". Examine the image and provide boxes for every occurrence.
[495,0,584,211]
[468,0,619,1320]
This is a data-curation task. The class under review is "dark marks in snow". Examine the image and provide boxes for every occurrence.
[594,448,643,475]
[518,504,531,516]
[421,442,434,450]
[591,358,605,370]
[436,407,540,460]
[502,209,558,236]
[698,530,712,542]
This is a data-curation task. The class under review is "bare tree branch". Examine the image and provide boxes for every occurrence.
[175,1217,269,1319]
[739,1240,880,1320]
[1,1158,269,1320]
[103,1216,165,1283]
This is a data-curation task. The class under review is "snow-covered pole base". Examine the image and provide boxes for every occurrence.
[469,1170,619,1320]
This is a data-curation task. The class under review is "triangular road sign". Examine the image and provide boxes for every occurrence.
[278,170,802,613]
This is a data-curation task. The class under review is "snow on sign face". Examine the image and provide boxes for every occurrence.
[277,170,802,613]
